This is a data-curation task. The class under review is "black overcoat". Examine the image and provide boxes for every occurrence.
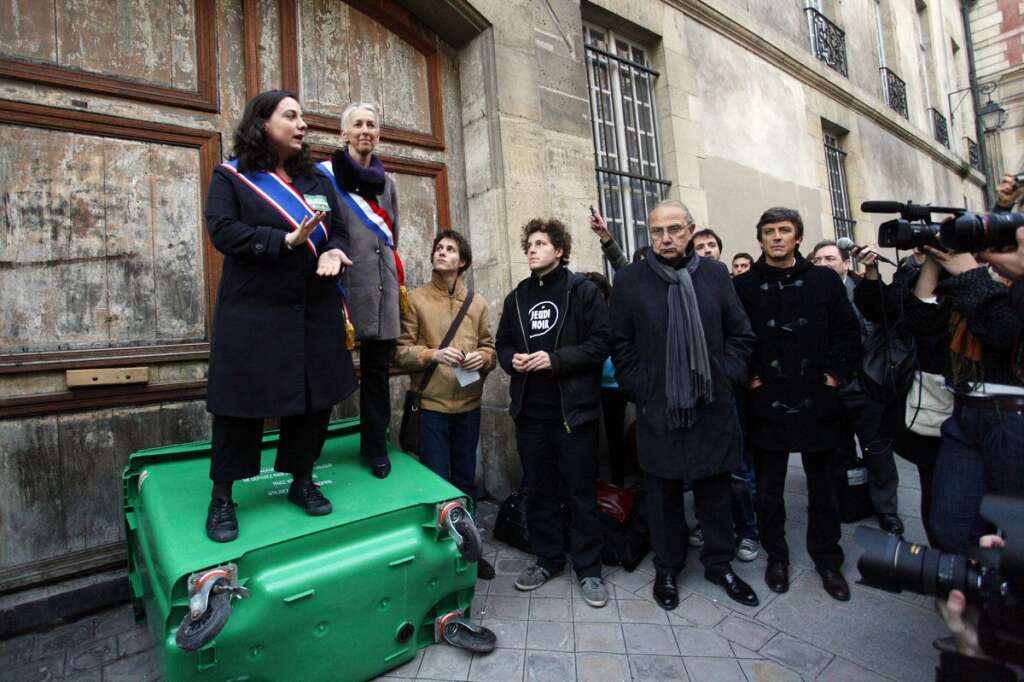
[205,164,358,418]
[610,256,755,480]
[732,254,861,452]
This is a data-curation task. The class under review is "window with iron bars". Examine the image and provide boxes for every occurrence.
[584,25,670,267]
[823,132,855,241]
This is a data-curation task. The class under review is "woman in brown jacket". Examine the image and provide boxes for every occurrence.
[394,230,495,500]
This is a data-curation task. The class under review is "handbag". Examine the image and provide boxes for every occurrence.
[859,322,917,404]
[398,291,474,454]
[905,371,954,438]
[837,450,874,524]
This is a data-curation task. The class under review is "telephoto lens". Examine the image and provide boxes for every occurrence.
[940,212,1024,253]
[855,526,981,599]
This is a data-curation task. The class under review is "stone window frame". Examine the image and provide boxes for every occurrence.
[823,129,856,242]
[582,23,669,265]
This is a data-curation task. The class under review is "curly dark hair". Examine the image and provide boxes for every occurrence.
[432,229,473,273]
[231,90,313,175]
[521,218,571,265]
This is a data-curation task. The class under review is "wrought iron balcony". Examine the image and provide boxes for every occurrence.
[930,108,949,148]
[966,138,981,171]
[805,7,848,78]
[880,67,908,119]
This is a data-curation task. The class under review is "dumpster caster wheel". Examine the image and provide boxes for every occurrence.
[443,505,483,563]
[442,618,496,653]
[176,590,231,651]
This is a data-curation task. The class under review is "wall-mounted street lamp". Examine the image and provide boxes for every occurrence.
[948,81,1005,132]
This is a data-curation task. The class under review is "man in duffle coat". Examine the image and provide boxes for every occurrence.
[732,207,862,602]
[610,199,760,611]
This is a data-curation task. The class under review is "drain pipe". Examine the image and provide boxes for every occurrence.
[961,0,995,206]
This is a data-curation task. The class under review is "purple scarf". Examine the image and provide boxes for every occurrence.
[331,147,386,198]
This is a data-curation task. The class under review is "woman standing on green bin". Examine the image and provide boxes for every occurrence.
[203,90,358,542]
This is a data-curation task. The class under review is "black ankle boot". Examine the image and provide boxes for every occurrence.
[371,456,391,479]
[206,497,238,542]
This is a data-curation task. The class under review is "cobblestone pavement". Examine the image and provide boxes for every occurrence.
[2,456,946,681]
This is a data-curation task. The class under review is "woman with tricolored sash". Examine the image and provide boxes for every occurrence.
[317,102,405,479]
[203,90,358,543]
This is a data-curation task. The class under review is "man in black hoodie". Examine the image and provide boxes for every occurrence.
[495,218,611,608]
[733,207,861,602]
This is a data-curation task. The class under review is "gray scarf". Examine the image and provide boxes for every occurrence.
[645,254,714,428]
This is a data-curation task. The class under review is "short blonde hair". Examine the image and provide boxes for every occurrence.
[340,102,380,129]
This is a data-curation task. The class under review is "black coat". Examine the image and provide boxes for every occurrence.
[495,270,611,429]
[610,257,755,480]
[733,254,861,452]
[205,164,358,418]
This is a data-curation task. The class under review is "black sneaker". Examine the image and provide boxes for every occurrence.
[206,497,238,543]
[288,479,333,516]
[476,556,496,580]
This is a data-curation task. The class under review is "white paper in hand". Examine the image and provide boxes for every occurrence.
[453,367,480,387]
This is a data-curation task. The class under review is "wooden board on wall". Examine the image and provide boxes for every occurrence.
[0,0,218,111]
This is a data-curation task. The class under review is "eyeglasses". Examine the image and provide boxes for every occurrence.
[648,223,691,239]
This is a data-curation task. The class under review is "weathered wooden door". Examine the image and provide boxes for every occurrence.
[0,0,462,595]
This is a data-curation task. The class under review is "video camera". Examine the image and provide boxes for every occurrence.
[855,495,1024,665]
[861,200,1024,253]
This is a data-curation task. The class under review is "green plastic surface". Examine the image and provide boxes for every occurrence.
[124,419,477,682]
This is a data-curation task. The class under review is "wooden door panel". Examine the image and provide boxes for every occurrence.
[0,126,206,355]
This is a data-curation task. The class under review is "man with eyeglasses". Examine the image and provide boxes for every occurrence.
[733,208,861,602]
[610,199,760,610]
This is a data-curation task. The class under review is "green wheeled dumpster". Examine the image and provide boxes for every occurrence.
[123,418,488,681]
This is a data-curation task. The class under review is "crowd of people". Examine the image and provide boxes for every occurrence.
[201,90,1024,619]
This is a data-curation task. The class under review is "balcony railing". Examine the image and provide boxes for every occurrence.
[965,138,981,171]
[930,108,949,148]
[880,67,908,119]
[805,7,848,78]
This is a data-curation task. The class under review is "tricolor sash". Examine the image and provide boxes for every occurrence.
[317,160,409,311]
[221,159,328,256]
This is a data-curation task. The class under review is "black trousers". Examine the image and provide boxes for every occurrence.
[209,411,331,483]
[517,418,603,578]
[893,427,939,546]
[359,339,395,461]
[753,449,844,572]
[600,388,628,485]
[838,381,900,514]
[646,471,734,579]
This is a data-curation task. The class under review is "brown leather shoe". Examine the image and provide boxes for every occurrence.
[820,569,850,601]
[765,561,789,593]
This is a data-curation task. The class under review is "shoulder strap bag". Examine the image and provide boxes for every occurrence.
[399,292,475,454]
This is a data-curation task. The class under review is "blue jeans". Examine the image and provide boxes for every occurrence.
[732,401,758,541]
[419,408,482,500]
[931,404,1024,554]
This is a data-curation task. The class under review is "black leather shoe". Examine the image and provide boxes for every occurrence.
[653,572,679,611]
[765,561,789,593]
[206,497,238,543]
[288,479,333,516]
[877,513,904,536]
[476,556,496,581]
[820,569,850,601]
[707,571,759,607]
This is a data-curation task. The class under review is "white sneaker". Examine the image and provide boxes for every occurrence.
[736,538,760,562]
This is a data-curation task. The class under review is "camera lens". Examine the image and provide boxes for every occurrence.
[855,526,979,599]
[940,213,1023,253]
[877,220,942,250]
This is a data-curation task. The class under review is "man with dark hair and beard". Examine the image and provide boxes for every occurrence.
[733,207,861,602]
[611,200,760,610]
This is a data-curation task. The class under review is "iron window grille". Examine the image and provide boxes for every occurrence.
[929,108,950,148]
[806,7,849,78]
[965,138,981,171]
[880,67,909,119]
[584,25,670,265]
[824,133,855,242]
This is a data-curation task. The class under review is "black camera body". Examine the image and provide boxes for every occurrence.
[855,495,1024,665]
[862,200,1024,253]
